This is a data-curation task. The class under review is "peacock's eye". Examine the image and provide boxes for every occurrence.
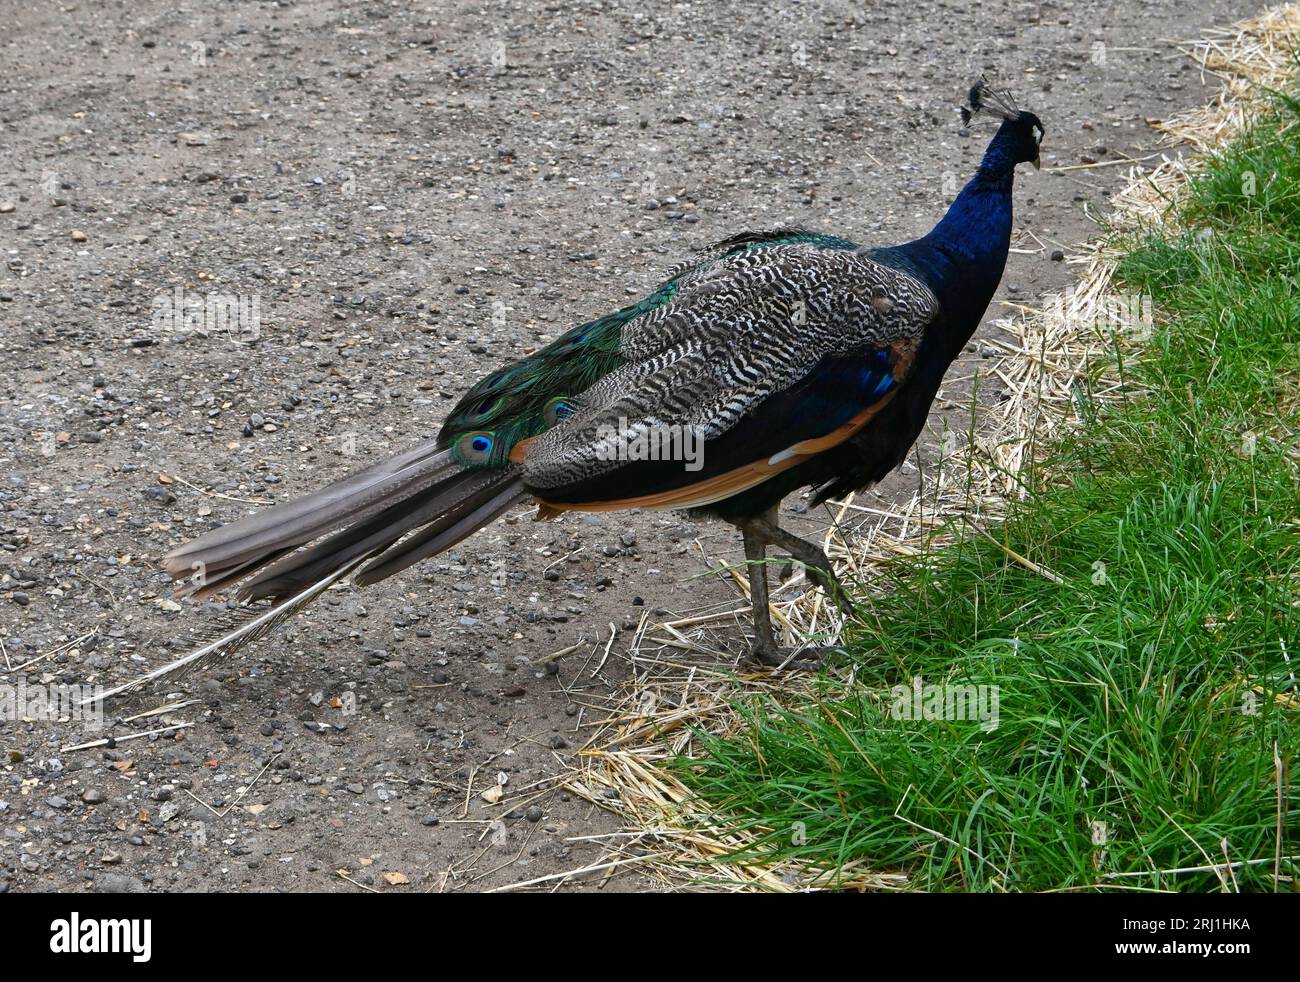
[471,395,500,419]
[457,431,495,464]
[544,397,576,427]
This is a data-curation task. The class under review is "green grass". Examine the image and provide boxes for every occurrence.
[674,99,1300,891]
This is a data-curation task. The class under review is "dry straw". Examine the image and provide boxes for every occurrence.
[550,6,1300,893]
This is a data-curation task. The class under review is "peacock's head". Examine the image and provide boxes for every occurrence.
[961,79,1044,170]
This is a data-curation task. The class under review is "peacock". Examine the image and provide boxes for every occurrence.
[140,81,1043,692]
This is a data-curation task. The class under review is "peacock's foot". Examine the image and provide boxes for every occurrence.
[747,638,841,670]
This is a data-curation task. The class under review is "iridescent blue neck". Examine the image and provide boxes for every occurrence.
[922,120,1020,261]
[878,120,1021,346]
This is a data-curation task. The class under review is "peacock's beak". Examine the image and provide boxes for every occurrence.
[1032,153,1041,170]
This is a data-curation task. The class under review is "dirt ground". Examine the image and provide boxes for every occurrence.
[0,0,1253,893]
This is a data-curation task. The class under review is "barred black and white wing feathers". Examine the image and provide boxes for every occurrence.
[517,240,940,510]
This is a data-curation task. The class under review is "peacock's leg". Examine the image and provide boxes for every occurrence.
[738,508,827,669]
[740,521,783,666]
[747,514,855,617]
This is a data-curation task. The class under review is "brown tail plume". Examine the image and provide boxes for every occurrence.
[127,444,526,700]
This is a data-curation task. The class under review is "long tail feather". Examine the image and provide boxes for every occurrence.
[356,477,526,585]
[242,470,523,601]
[174,548,296,601]
[90,554,370,704]
[128,442,531,703]
[163,440,459,585]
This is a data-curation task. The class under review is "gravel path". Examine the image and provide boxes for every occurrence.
[0,0,1252,893]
